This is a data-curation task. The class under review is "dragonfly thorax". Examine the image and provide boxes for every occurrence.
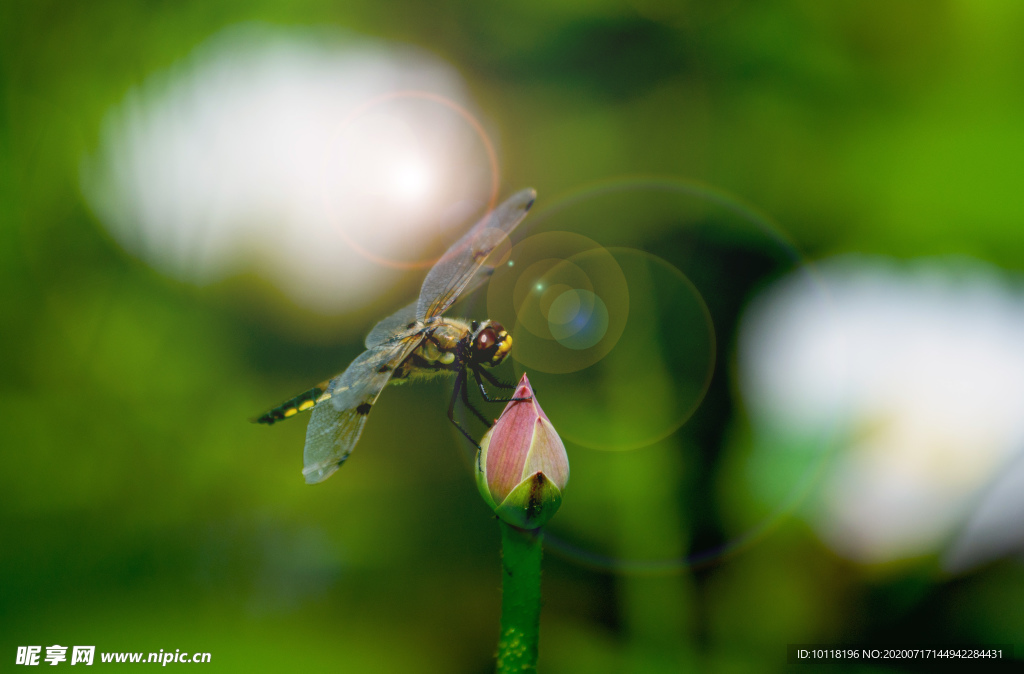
[407,319,511,375]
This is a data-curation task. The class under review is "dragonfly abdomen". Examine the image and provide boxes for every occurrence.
[256,382,332,425]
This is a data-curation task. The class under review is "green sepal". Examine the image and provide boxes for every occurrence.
[493,471,563,529]
[475,448,498,510]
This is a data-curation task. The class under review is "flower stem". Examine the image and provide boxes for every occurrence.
[497,521,543,673]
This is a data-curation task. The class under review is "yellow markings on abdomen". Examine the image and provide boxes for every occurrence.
[256,382,330,425]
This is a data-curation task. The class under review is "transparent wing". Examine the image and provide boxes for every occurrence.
[416,188,536,320]
[302,335,422,484]
[459,258,503,304]
[364,300,419,348]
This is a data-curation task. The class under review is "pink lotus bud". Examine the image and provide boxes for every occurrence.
[475,374,569,529]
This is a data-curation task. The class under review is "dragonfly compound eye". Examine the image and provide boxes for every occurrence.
[475,327,498,352]
[475,322,512,366]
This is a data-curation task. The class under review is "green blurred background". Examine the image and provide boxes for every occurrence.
[3,1,1024,672]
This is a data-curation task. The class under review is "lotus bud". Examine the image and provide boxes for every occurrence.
[476,374,569,529]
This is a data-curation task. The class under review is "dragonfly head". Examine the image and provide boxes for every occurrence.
[471,321,512,367]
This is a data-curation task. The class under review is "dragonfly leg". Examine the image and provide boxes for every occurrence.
[473,366,532,403]
[448,369,481,449]
[476,367,517,390]
[460,368,493,427]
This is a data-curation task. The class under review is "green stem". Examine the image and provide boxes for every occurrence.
[497,521,543,673]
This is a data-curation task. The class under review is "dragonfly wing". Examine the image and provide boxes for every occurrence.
[416,188,535,320]
[459,257,503,305]
[303,400,371,485]
[364,300,419,348]
[302,336,422,484]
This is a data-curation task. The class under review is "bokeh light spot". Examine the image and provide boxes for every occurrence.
[549,289,608,350]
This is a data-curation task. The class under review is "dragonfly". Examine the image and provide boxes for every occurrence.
[257,188,536,484]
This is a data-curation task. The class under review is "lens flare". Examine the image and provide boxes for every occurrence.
[518,249,715,452]
[392,157,433,202]
[320,89,501,272]
[548,289,608,350]
[466,176,836,575]
[488,232,629,375]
